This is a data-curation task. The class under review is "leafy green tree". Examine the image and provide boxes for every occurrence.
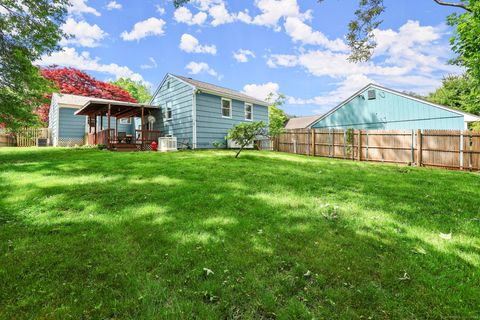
[427,75,476,112]
[109,78,152,103]
[227,121,266,158]
[427,74,480,129]
[267,93,288,137]
[0,0,68,130]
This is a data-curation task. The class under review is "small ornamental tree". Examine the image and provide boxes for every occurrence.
[227,121,266,158]
[37,67,137,123]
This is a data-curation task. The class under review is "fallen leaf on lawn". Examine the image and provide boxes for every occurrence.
[439,233,452,240]
[411,246,427,255]
[398,272,410,281]
[303,270,312,278]
[203,268,214,276]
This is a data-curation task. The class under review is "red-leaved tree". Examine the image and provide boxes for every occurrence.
[37,66,137,123]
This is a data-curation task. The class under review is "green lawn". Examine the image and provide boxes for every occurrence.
[0,148,479,319]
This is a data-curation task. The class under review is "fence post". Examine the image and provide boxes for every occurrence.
[411,130,415,165]
[459,131,464,170]
[357,130,362,161]
[365,131,369,161]
[343,129,347,160]
[311,129,315,157]
[416,129,422,167]
[307,129,311,156]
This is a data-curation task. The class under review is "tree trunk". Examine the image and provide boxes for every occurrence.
[235,146,244,158]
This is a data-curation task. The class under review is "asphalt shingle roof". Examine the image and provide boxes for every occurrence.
[172,74,270,106]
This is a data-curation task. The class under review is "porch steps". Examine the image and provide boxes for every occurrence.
[113,143,139,152]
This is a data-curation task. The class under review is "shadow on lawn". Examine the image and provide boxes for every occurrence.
[0,149,479,319]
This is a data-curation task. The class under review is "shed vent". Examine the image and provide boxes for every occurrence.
[367,90,376,100]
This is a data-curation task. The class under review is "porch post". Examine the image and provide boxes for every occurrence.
[107,104,111,149]
[141,106,145,150]
[94,114,97,144]
[100,112,103,131]
[115,116,118,143]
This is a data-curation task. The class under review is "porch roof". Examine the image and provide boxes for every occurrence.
[74,99,159,118]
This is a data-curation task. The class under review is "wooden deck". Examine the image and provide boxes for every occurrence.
[87,129,162,151]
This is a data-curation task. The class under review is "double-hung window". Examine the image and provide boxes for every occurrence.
[244,103,253,121]
[221,98,232,118]
[164,101,172,121]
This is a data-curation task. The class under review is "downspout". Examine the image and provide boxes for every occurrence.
[192,89,197,149]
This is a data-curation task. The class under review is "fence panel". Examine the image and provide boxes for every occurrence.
[469,131,480,170]
[1,128,50,147]
[274,128,480,172]
[422,130,461,169]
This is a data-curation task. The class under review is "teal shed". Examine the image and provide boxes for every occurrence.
[311,84,480,130]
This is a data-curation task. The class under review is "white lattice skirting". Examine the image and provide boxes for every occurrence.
[57,138,85,147]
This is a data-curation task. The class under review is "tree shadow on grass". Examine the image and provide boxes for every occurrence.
[0,149,479,319]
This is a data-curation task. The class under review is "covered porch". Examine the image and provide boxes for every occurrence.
[75,99,162,151]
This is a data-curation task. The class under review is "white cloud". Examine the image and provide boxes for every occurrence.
[243,82,280,101]
[284,17,348,51]
[251,0,311,31]
[121,17,166,41]
[266,54,298,68]
[209,2,235,26]
[156,5,166,15]
[174,7,207,25]
[106,1,122,10]
[36,47,148,85]
[233,49,255,63]
[185,61,218,78]
[68,0,100,16]
[140,57,158,70]
[60,18,107,48]
[179,34,217,55]
[288,75,374,111]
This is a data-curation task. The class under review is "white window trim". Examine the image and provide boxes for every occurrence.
[164,101,173,121]
[244,102,253,121]
[221,98,232,119]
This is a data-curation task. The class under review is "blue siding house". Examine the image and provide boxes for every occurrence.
[311,84,480,130]
[149,74,270,149]
[49,93,134,146]
[48,74,270,148]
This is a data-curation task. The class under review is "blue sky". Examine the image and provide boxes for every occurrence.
[38,0,463,116]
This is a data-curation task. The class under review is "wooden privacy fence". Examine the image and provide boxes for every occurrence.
[0,128,51,147]
[272,129,480,171]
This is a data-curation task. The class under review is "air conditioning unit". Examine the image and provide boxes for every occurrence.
[158,137,177,152]
[36,138,48,147]
[227,139,254,149]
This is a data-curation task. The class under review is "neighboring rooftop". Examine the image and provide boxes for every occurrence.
[285,115,323,129]
[172,74,270,106]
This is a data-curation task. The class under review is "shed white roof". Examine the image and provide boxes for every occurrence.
[53,93,130,108]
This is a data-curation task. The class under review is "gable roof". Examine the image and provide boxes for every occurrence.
[285,115,322,129]
[310,83,480,127]
[167,74,270,106]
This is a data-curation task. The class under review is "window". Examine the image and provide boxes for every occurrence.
[244,103,253,120]
[119,117,131,124]
[221,98,232,118]
[166,81,170,90]
[367,90,376,100]
[164,101,172,120]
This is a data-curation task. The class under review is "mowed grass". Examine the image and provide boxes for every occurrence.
[0,148,479,319]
